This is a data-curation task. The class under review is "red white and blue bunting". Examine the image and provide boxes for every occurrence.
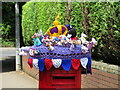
[52,59,62,68]
[28,57,92,72]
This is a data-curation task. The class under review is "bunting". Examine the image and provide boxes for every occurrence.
[52,59,62,68]
[62,59,71,71]
[38,59,45,71]
[33,59,39,69]
[28,58,33,69]
[44,59,53,70]
[72,59,80,70]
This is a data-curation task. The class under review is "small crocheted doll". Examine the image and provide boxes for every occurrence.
[32,33,42,46]
[46,44,54,51]
[65,24,77,40]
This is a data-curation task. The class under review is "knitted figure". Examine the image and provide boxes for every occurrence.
[65,24,77,40]
[87,38,97,50]
[32,33,42,46]
[67,28,77,40]
[81,45,88,54]
[80,33,89,45]
[45,13,68,37]
[17,48,27,56]
[65,24,73,30]
[46,44,54,51]
[38,29,44,42]
[91,38,97,46]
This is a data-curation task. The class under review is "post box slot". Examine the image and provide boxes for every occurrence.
[53,76,75,80]
[52,76,75,83]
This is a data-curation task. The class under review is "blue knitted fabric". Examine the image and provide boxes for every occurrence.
[29,45,91,60]
[62,59,71,71]
[87,57,92,74]
[38,59,45,71]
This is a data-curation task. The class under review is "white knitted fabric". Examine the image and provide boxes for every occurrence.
[29,48,34,56]
[80,58,88,69]
[52,59,62,68]
[33,59,39,69]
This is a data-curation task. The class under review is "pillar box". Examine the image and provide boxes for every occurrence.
[39,68,81,89]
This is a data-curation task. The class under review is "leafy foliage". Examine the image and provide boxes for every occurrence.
[1,2,15,40]
[85,2,120,65]
[70,2,84,37]
[1,2,25,46]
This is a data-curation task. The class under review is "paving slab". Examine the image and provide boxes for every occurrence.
[0,47,39,90]
[1,71,38,89]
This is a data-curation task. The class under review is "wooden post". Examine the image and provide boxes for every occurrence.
[15,2,21,71]
[82,2,91,40]
[66,0,71,24]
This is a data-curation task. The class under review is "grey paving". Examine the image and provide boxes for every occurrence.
[0,47,38,89]
[2,71,38,89]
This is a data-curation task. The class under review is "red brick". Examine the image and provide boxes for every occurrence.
[84,75,118,88]
[22,56,39,80]
[82,73,119,85]
[81,83,88,88]
[82,76,98,88]
[92,69,119,80]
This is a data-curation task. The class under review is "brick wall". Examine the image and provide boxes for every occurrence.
[81,69,119,88]
[22,56,119,88]
[22,56,39,80]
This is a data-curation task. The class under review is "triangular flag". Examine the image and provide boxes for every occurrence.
[33,59,39,69]
[44,59,52,70]
[28,58,33,69]
[52,59,62,68]
[62,59,71,71]
[80,58,88,69]
[87,57,92,74]
[72,59,80,70]
[38,59,45,71]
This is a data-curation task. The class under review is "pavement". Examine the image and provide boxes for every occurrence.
[0,47,38,89]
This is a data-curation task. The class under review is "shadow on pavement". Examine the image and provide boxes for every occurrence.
[1,56,16,73]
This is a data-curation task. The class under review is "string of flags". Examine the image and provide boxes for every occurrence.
[28,57,91,72]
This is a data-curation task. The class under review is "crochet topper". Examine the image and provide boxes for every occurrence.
[45,13,68,37]
[17,12,98,74]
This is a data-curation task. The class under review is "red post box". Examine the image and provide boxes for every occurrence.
[39,67,81,90]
